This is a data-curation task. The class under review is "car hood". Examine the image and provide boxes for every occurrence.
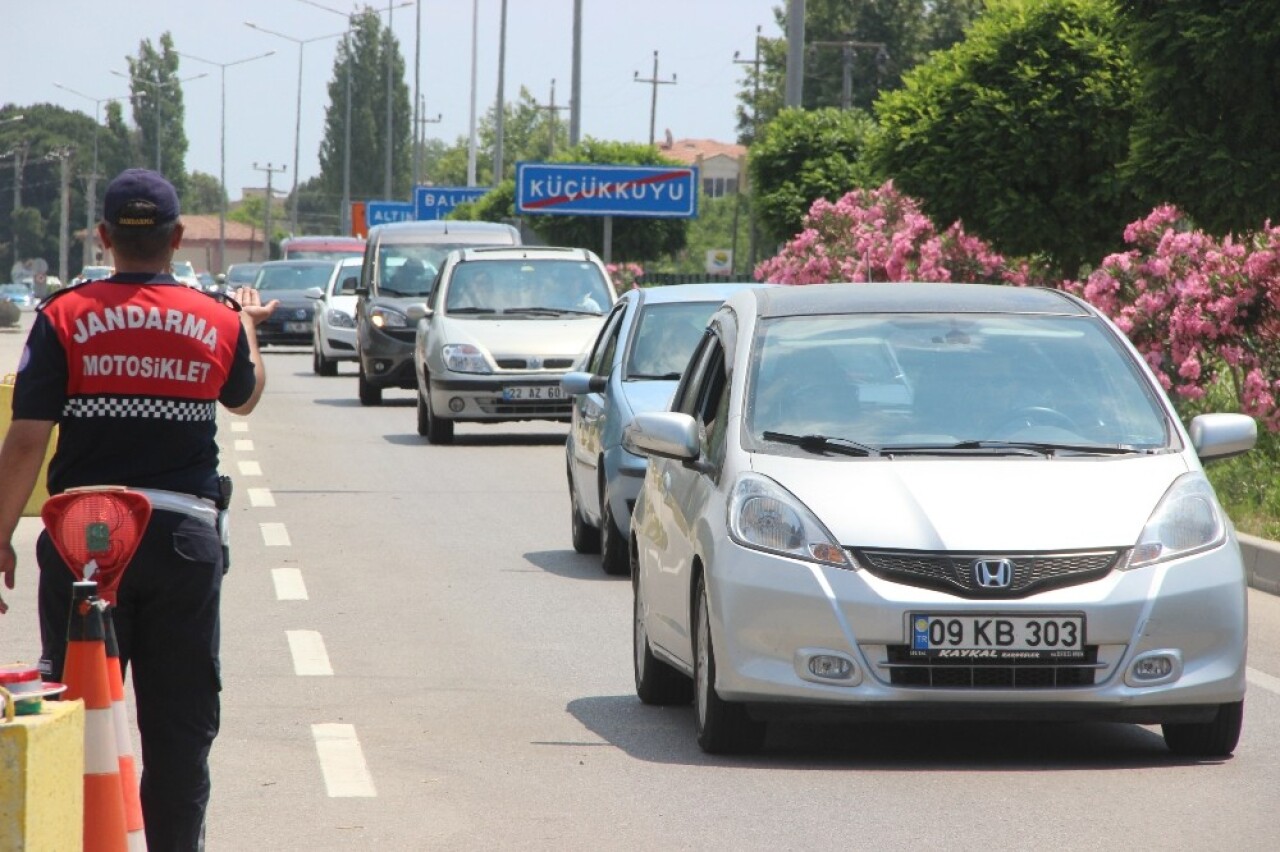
[261,290,316,309]
[620,379,679,416]
[437,315,603,360]
[748,452,1193,551]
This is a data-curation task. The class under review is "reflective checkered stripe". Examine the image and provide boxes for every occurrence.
[63,396,217,421]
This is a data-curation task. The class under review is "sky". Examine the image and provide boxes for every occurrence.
[7,0,783,202]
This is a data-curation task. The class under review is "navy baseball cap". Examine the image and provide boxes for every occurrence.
[102,168,180,227]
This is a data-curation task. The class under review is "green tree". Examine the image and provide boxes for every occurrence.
[658,193,752,276]
[735,0,984,144]
[127,32,190,196]
[749,107,877,245]
[1119,0,1280,235]
[316,9,413,217]
[870,0,1140,276]
[450,139,689,262]
[426,87,572,188]
[182,171,225,214]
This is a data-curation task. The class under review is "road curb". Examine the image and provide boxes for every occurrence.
[1239,533,1280,596]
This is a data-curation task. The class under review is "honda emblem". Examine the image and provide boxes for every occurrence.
[973,558,1014,589]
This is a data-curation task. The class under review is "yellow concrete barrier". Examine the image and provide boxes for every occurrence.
[0,377,55,517]
[0,697,85,851]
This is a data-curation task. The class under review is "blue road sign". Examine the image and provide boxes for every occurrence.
[515,163,698,218]
[414,186,491,221]
[365,201,416,226]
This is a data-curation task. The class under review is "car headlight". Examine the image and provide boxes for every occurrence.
[1124,473,1226,569]
[326,308,355,329]
[369,306,408,329]
[728,473,852,568]
[442,343,492,374]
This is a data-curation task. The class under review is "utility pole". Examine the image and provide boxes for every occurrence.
[493,0,509,180]
[569,0,582,147]
[533,80,570,158]
[633,51,677,147]
[733,25,765,272]
[809,39,889,110]
[466,0,479,187]
[11,140,29,266]
[416,93,442,182]
[784,0,805,108]
[253,162,286,260]
[412,0,422,187]
[55,149,72,286]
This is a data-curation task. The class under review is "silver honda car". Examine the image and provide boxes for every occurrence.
[626,283,1256,756]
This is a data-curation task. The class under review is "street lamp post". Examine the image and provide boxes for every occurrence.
[175,50,275,273]
[111,70,207,173]
[244,23,344,238]
[51,85,126,267]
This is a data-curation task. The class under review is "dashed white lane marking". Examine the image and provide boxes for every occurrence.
[234,439,255,452]
[238,460,263,476]
[1248,666,1280,696]
[247,488,275,508]
[271,568,309,601]
[260,522,291,547]
[312,724,377,797]
[230,421,249,433]
[287,630,333,676]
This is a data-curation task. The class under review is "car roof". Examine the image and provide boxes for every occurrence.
[282,235,364,245]
[747,282,1090,319]
[369,220,519,244]
[454,246,595,262]
[635,281,769,305]
[257,259,339,268]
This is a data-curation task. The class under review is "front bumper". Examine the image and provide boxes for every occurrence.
[428,372,573,423]
[319,324,357,360]
[359,326,416,389]
[702,539,1247,724]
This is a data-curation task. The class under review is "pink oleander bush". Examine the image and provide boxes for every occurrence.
[1062,206,1280,430]
[753,181,1048,287]
[606,262,645,290]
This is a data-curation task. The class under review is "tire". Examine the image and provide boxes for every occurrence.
[314,346,337,377]
[634,563,693,705]
[358,365,382,406]
[568,463,601,554]
[600,484,630,576]
[420,378,454,444]
[693,575,766,754]
[1162,700,1243,758]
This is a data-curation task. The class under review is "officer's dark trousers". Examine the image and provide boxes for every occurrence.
[38,510,223,852]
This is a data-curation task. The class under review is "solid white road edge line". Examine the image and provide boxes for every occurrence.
[271,568,309,601]
[312,723,377,798]
[286,630,333,676]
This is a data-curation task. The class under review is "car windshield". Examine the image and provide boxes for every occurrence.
[746,313,1171,453]
[255,263,336,292]
[79,266,114,280]
[287,248,363,260]
[172,261,196,276]
[376,244,461,296]
[226,265,261,285]
[626,301,717,379]
[444,259,610,315]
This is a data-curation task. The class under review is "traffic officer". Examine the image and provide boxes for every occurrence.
[0,168,277,851]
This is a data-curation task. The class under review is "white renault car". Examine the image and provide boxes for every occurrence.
[411,246,617,443]
[625,283,1256,756]
[309,256,363,375]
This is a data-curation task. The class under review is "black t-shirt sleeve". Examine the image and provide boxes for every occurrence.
[12,312,68,421]
[219,325,257,409]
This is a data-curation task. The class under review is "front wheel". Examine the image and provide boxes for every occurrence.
[1162,700,1243,757]
[420,378,454,444]
[693,575,766,754]
[358,365,382,406]
[314,345,337,377]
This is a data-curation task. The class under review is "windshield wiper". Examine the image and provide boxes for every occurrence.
[504,306,602,316]
[761,431,878,457]
[628,372,682,381]
[881,440,1153,457]
[447,306,496,315]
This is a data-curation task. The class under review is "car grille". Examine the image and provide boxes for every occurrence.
[853,548,1122,599]
[476,397,573,417]
[494,357,577,370]
[883,645,1100,688]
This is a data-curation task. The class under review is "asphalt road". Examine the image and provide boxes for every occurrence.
[3,311,1280,850]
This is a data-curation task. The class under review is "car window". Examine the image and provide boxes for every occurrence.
[587,304,627,375]
[672,332,716,417]
[693,339,730,467]
[444,259,610,315]
[746,313,1171,451]
[626,301,717,380]
[376,244,461,296]
[255,264,336,292]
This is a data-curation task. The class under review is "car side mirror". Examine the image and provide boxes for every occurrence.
[341,276,359,293]
[1189,413,1256,461]
[405,302,432,322]
[561,371,608,396]
[304,287,324,300]
[624,412,700,461]
[354,286,369,298]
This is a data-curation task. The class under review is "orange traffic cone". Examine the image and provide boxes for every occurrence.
[62,580,129,852]
[102,606,146,851]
